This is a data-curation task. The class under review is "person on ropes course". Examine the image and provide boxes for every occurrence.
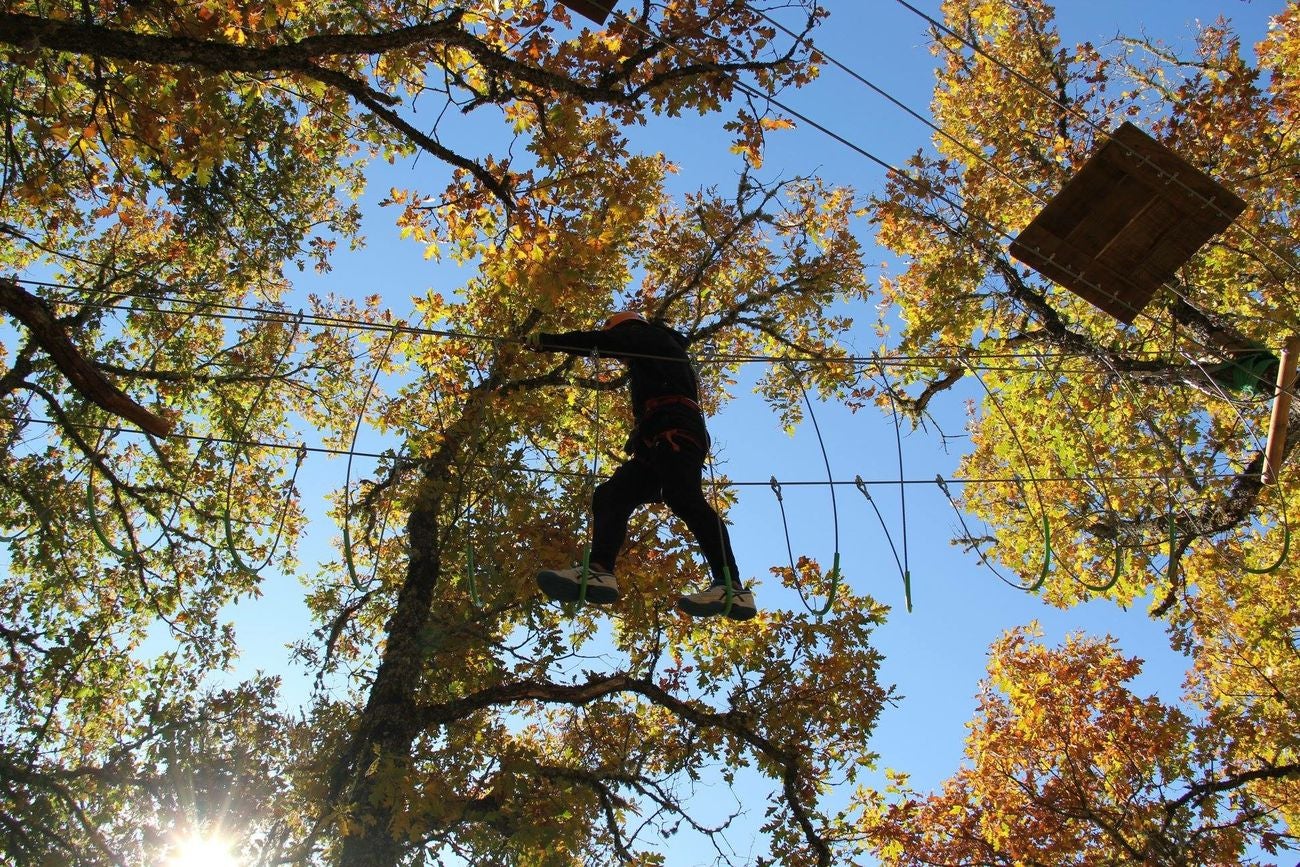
[526,310,756,621]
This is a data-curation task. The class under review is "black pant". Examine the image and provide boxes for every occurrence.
[590,439,741,589]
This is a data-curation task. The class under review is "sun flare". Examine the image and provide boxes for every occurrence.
[167,833,240,867]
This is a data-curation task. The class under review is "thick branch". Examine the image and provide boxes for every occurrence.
[1168,761,1300,812]
[0,11,465,72]
[414,672,833,864]
[0,279,171,436]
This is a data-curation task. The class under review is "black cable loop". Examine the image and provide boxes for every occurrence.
[782,363,842,616]
[853,474,910,610]
[933,472,1035,591]
[1026,349,1126,593]
[868,356,913,610]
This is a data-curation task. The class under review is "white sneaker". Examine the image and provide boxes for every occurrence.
[676,585,757,621]
[536,565,620,605]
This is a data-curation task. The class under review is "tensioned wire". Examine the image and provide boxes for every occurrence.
[7,7,1292,471]
[4,8,1288,602]
[5,3,1291,384]
[8,0,1295,393]
[11,276,1293,399]
[7,415,1260,490]
[886,0,1300,283]
[615,0,1295,394]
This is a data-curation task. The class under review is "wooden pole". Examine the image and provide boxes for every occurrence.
[1262,335,1300,485]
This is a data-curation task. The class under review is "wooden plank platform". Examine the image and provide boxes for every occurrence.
[1009,122,1246,324]
[556,0,618,24]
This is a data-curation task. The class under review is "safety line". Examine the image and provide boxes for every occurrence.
[221,312,306,575]
[1028,349,1125,593]
[960,356,1052,592]
[934,473,1030,591]
[872,358,913,610]
[623,3,1288,396]
[786,365,842,616]
[575,349,603,606]
[11,411,1272,492]
[887,0,1300,282]
[18,278,1300,403]
[15,279,1294,413]
[340,329,399,591]
[5,7,1285,398]
[747,4,1049,208]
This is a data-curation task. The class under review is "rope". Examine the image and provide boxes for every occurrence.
[1027,350,1125,594]
[575,348,602,607]
[1241,484,1292,575]
[705,452,735,619]
[341,330,399,591]
[779,365,842,617]
[221,313,306,575]
[614,5,1290,397]
[748,4,1049,209]
[20,280,1300,408]
[887,0,1300,283]
[935,473,1043,592]
[696,341,735,617]
[790,366,842,616]
[854,475,910,612]
[85,455,136,560]
[959,357,1053,592]
[11,411,1276,488]
[768,476,799,596]
[873,357,913,611]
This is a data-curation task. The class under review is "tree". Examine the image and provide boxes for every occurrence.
[860,0,1300,861]
[0,1,897,864]
[859,625,1297,866]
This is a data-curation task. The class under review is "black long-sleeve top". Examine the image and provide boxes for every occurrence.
[535,320,708,450]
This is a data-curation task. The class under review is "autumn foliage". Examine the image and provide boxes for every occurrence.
[1,0,1299,864]
[858,0,1300,863]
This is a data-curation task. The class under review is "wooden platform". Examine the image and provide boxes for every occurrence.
[1009,122,1246,324]
[556,0,618,24]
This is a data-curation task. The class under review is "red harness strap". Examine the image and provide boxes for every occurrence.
[645,428,704,452]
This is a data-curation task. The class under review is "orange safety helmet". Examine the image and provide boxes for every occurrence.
[602,310,646,330]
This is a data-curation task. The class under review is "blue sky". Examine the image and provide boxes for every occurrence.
[219,0,1287,859]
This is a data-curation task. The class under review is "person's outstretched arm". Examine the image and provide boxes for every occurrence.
[528,325,661,359]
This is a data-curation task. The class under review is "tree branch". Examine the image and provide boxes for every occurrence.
[414,672,833,864]
[0,278,171,436]
[1167,761,1300,813]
